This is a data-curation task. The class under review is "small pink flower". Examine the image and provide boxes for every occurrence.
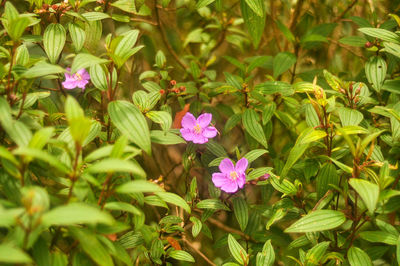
[62,68,90,90]
[212,158,248,193]
[180,112,217,144]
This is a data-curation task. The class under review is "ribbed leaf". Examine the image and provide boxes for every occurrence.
[68,23,86,52]
[196,0,215,9]
[22,62,65,79]
[233,197,248,231]
[348,247,372,266]
[273,52,296,78]
[115,180,164,194]
[43,24,66,64]
[244,0,264,16]
[228,234,248,265]
[197,199,230,211]
[243,149,268,163]
[256,240,274,266]
[338,107,363,126]
[169,250,195,262]
[365,56,387,92]
[108,101,151,154]
[71,53,109,73]
[285,210,346,233]
[155,192,191,214]
[240,0,265,48]
[190,216,202,238]
[359,27,400,44]
[349,178,379,214]
[316,163,339,199]
[242,109,268,148]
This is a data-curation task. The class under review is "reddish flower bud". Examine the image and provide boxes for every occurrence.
[159,89,165,94]
[339,88,346,94]
[170,80,177,86]
[365,41,373,48]
[179,86,186,92]
[51,4,58,10]
[42,4,49,9]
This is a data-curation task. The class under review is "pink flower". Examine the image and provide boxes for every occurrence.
[180,112,217,144]
[62,68,90,90]
[212,158,248,193]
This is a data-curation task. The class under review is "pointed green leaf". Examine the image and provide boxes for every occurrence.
[349,178,379,214]
[43,24,66,64]
[228,234,248,265]
[285,210,346,233]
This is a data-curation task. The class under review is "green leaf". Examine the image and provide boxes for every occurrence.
[155,192,191,214]
[0,245,32,264]
[359,231,397,245]
[82,12,111,21]
[270,176,297,196]
[87,158,146,178]
[169,250,195,262]
[90,64,108,91]
[113,29,140,68]
[196,0,216,9]
[115,180,164,194]
[243,149,268,163]
[323,70,343,92]
[305,241,330,265]
[285,210,346,233]
[240,0,265,48]
[349,178,379,214]
[339,36,367,47]
[256,240,275,266]
[190,216,202,238]
[22,62,65,79]
[104,202,142,215]
[71,53,109,74]
[338,107,363,126]
[108,101,151,154]
[397,236,400,265]
[41,203,114,226]
[359,27,400,44]
[150,130,186,145]
[197,199,230,211]
[365,56,387,92]
[69,227,113,266]
[233,197,248,231]
[68,23,86,52]
[316,163,339,199]
[255,81,293,96]
[273,52,296,78]
[228,234,248,265]
[111,0,137,13]
[43,24,66,64]
[348,247,372,266]
[242,109,268,148]
[244,0,264,17]
[146,111,172,131]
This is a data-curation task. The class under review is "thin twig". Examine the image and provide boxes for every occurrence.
[289,0,305,31]
[154,1,188,70]
[207,217,256,242]
[334,0,358,23]
[328,38,366,60]
[182,237,216,266]
[131,17,158,25]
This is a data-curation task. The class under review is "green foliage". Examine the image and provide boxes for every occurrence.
[1,0,400,265]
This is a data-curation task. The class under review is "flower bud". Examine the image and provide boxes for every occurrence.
[365,41,373,48]
[170,80,177,86]
[159,89,165,94]
[179,86,186,92]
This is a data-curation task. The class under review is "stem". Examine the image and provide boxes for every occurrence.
[67,143,81,202]
[182,237,216,266]
[16,88,27,119]
[154,0,188,70]
[6,42,18,104]
[98,172,113,208]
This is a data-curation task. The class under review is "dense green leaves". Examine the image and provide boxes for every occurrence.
[285,210,346,233]
[240,0,265,48]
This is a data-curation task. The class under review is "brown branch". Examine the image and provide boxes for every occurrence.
[154,1,188,70]
[328,38,366,60]
[289,0,305,32]
[131,17,158,25]
[334,0,358,23]
[207,217,256,242]
[182,237,216,266]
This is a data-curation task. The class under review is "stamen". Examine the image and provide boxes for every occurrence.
[193,123,202,134]
[75,73,83,80]
[229,171,238,180]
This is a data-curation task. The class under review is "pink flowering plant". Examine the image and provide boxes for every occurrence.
[1,1,400,265]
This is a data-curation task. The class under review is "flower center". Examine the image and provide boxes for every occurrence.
[193,123,202,134]
[74,73,83,80]
[229,171,238,180]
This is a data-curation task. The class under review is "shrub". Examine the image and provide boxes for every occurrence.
[0,0,400,265]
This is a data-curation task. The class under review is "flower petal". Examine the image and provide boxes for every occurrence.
[236,174,246,189]
[62,80,78,89]
[197,113,212,128]
[219,158,234,173]
[180,128,194,141]
[235,157,248,173]
[212,173,227,187]
[77,68,90,80]
[181,112,196,128]
[76,80,89,89]
[220,181,239,193]
[192,135,208,144]
[202,126,217,138]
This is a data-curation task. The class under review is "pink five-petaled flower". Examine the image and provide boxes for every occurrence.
[180,112,217,144]
[62,68,90,90]
[212,158,248,193]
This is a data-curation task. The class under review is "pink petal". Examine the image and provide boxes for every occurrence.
[77,68,90,80]
[76,80,89,89]
[237,174,246,189]
[62,80,78,89]
[180,128,194,141]
[192,135,208,144]
[202,126,217,138]
[235,158,248,173]
[220,181,238,193]
[181,112,196,128]
[197,113,212,128]
[212,173,228,187]
[219,158,234,173]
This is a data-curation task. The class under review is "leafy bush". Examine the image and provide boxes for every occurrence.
[1,0,400,265]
